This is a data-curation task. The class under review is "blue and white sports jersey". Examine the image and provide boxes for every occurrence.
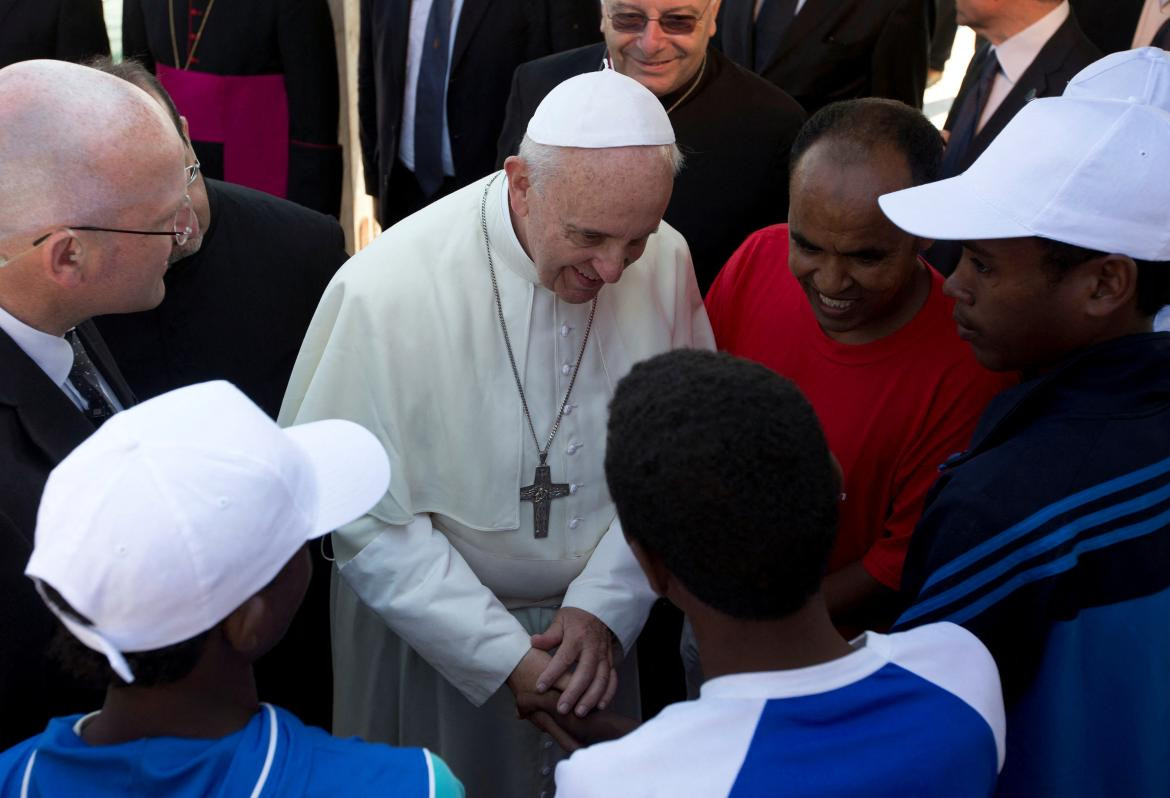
[555,623,1004,798]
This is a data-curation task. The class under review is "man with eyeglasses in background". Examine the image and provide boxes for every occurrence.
[0,58,191,748]
[496,0,806,295]
[86,56,349,732]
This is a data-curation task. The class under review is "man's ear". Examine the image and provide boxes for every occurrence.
[1084,254,1138,319]
[627,538,670,597]
[221,594,269,658]
[503,155,532,219]
[42,231,85,288]
[180,115,191,143]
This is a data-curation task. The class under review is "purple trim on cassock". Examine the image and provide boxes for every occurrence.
[158,64,289,198]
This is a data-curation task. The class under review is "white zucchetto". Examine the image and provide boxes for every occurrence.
[526,69,676,148]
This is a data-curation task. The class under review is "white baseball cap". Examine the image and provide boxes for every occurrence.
[879,96,1170,260]
[1065,47,1170,110]
[26,381,390,683]
[526,69,675,148]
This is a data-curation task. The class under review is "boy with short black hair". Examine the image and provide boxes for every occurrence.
[0,381,463,797]
[547,349,1004,797]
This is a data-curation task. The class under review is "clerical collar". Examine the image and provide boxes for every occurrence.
[0,303,73,388]
[494,171,543,286]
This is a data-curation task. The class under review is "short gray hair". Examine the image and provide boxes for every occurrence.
[517,134,684,190]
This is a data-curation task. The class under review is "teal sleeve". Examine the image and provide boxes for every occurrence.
[427,751,466,798]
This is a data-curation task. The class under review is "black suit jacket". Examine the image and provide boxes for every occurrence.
[0,321,134,747]
[715,0,931,115]
[359,0,568,225]
[1068,0,1145,54]
[0,0,109,69]
[926,11,1101,275]
[942,12,1101,176]
[496,44,807,293]
[95,179,346,421]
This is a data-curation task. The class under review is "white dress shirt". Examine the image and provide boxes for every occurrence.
[979,1,1070,133]
[0,305,122,413]
[398,0,466,177]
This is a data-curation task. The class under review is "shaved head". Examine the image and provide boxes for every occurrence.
[0,60,185,241]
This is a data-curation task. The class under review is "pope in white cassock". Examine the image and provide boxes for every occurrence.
[280,70,714,797]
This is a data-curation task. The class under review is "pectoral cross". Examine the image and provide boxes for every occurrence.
[520,455,570,539]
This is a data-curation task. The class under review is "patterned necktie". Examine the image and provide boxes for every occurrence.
[753,0,798,72]
[66,329,117,427]
[414,0,454,198]
[940,49,1001,178]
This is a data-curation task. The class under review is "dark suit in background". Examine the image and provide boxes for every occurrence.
[1067,0,1145,54]
[715,0,931,115]
[95,179,346,421]
[927,11,1100,274]
[496,44,807,293]
[360,0,578,227]
[550,0,603,52]
[0,0,109,69]
[0,323,133,747]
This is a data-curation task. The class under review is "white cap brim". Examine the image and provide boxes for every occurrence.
[878,175,1034,243]
[284,419,390,537]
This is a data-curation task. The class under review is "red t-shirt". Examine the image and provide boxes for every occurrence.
[705,225,1015,588]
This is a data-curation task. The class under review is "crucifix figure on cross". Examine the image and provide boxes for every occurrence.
[520,457,570,539]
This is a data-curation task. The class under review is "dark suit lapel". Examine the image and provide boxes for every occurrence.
[765,0,839,70]
[718,0,754,66]
[966,16,1080,168]
[76,320,136,408]
[0,328,95,468]
[451,0,492,72]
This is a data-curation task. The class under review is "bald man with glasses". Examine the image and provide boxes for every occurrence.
[0,58,189,747]
[497,0,807,294]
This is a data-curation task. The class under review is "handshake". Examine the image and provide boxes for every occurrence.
[505,607,640,752]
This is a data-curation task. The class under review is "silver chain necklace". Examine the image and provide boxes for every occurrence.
[480,174,597,538]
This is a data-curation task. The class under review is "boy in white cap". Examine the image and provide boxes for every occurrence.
[0,381,463,797]
[880,55,1170,797]
[281,69,713,796]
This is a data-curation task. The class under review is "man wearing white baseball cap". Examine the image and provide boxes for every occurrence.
[281,69,713,796]
[0,381,463,797]
[879,74,1170,796]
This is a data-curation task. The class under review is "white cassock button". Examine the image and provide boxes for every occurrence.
[561,364,571,375]
[560,324,571,337]
[568,517,581,529]
[563,402,576,415]
[569,483,579,494]
[567,442,581,455]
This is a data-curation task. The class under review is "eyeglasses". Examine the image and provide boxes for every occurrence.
[606,1,712,34]
[0,195,197,266]
[185,157,201,188]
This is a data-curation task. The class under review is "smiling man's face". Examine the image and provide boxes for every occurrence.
[602,0,719,98]
[506,145,674,304]
[788,140,931,345]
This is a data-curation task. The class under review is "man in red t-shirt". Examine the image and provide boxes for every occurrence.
[705,99,1015,636]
